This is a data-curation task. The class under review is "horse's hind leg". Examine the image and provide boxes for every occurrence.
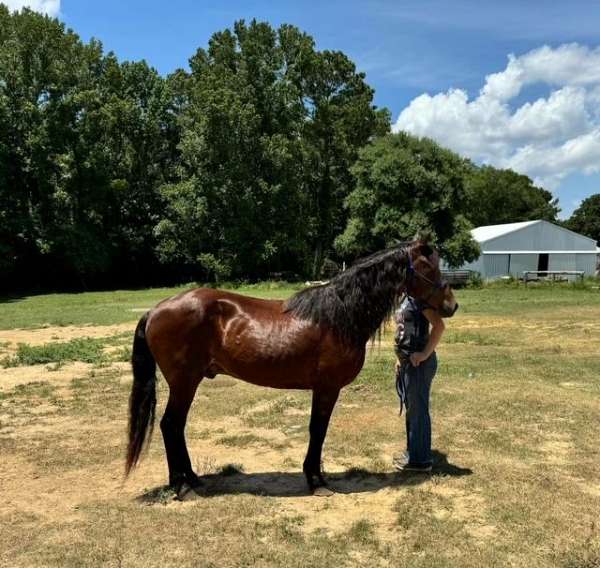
[160,377,202,494]
[303,387,340,496]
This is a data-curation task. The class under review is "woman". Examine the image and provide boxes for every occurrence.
[393,294,445,472]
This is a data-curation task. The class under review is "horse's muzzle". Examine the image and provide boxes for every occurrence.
[440,302,458,318]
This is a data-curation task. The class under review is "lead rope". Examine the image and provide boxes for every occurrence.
[395,262,410,416]
[396,363,407,416]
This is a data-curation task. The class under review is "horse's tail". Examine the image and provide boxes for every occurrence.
[125,312,157,476]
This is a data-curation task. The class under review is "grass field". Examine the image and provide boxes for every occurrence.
[1,282,599,567]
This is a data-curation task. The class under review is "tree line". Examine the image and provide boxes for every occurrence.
[3,8,587,292]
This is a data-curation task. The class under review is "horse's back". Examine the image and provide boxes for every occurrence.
[148,287,284,324]
[144,287,310,383]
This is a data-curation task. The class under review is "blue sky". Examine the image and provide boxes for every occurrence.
[11,0,600,218]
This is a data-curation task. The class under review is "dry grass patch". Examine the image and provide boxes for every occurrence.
[1,286,599,566]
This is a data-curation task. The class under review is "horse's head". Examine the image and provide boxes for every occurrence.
[406,241,458,318]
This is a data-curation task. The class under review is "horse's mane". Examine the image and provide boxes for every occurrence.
[284,245,410,346]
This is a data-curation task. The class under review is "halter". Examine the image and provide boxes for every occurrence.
[404,254,448,310]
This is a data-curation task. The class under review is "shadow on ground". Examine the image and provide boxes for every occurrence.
[138,450,472,503]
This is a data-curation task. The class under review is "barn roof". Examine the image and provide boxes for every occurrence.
[471,219,597,248]
[471,220,539,243]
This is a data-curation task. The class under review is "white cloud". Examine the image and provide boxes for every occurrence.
[2,0,60,16]
[393,43,600,190]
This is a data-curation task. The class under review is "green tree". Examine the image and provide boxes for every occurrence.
[565,194,600,245]
[155,20,389,280]
[0,7,177,287]
[0,6,105,284]
[335,132,479,267]
[464,166,559,227]
[300,48,389,276]
[69,56,179,281]
[155,21,307,281]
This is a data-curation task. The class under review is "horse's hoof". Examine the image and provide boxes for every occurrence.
[176,482,200,501]
[313,485,334,497]
[187,473,203,489]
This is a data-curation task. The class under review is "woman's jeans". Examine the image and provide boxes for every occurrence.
[396,353,437,466]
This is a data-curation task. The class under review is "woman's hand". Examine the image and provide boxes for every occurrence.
[395,359,401,373]
[410,352,428,367]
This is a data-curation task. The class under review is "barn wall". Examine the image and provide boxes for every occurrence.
[575,254,598,276]
[441,255,485,273]
[460,256,484,273]
[483,254,509,278]
[476,253,597,278]
[452,221,598,278]
[483,221,596,252]
[508,254,538,277]
[548,253,576,271]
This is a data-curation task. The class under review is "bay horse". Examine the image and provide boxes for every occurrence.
[125,241,458,498]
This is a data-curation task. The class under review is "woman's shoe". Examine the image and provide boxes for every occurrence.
[400,462,432,473]
[392,452,409,470]
[393,452,433,473]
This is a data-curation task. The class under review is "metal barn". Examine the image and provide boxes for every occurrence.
[458,220,599,279]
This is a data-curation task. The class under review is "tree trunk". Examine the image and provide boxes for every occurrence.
[312,240,323,280]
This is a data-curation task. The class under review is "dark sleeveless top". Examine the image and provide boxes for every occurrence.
[394,296,430,360]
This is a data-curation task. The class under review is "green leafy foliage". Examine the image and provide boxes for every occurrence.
[154,20,388,279]
[0,6,178,288]
[464,166,559,227]
[565,193,600,245]
[336,133,480,266]
[1,9,562,289]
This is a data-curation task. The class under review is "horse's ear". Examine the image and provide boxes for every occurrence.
[413,231,435,257]
[407,236,436,261]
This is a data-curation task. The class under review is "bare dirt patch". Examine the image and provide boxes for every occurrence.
[539,434,573,465]
[0,361,130,391]
[428,483,495,541]
[0,323,134,354]
[0,362,93,391]
[575,480,600,498]
[280,485,401,539]
[139,435,407,542]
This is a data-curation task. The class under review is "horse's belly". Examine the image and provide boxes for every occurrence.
[210,325,321,388]
[215,350,320,389]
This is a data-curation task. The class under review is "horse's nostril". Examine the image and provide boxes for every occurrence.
[441,302,458,318]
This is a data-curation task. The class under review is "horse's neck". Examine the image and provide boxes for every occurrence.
[339,273,406,342]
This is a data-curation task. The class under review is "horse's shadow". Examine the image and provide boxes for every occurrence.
[139,450,472,503]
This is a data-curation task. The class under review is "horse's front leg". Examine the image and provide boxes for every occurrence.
[303,386,340,496]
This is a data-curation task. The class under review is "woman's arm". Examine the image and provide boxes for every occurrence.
[409,309,445,367]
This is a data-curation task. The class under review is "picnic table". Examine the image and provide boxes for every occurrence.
[522,270,584,284]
